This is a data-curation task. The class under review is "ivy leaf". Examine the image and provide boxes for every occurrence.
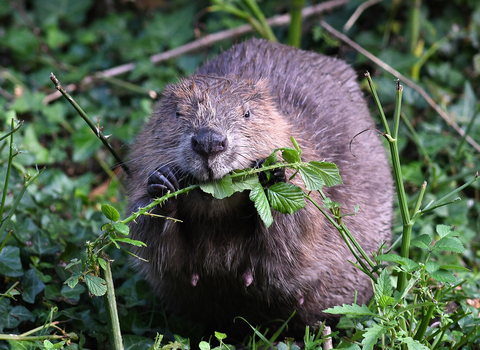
[249,182,273,228]
[61,283,86,303]
[433,237,465,253]
[308,161,342,187]
[267,182,305,214]
[298,165,324,191]
[200,175,234,199]
[84,274,107,296]
[410,234,432,250]
[21,269,46,304]
[0,246,23,277]
[199,341,210,350]
[323,303,377,317]
[374,270,393,305]
[113,222,129,236]
[362,323,388,350]
[101,204,120,221]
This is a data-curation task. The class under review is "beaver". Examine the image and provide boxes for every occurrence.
[126,38,393,339]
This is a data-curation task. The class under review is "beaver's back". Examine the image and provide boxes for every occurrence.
[199,38,391,249]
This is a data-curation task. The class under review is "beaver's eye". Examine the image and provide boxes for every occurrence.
[244,110,250,118]
[175,109,183,118]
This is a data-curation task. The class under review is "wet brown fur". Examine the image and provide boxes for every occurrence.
[127,39,393,339]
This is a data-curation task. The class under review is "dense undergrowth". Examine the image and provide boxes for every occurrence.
[1,0,480,349]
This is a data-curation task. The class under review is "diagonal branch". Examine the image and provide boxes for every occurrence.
[319,20,480,154]
[43,0,349,104]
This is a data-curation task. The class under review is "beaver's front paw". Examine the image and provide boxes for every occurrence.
[147,165,180,198]
[254,159,286,187]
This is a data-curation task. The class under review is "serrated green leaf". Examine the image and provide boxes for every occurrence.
[323,303,377,317]
[298,165,324,191]
[230,173,259,193]
[375,254,419,272]
[308,161,342,187]
[426,261,440,274]
[113,222,129,236]
[433,237,465,253]
[0,246,23,277]
[84,274,107,296]
[439,264,470,271]
[267,182,305,214]
[399,336,430,350]
[410,234,432,250]
[249,182,273,228]
[430,270,457,284]
[65,272,82,289]
[200,175,234,199]
[361,323,388,350]
[374,270,393,304]
[101,204,120,221]
[114,237,147,247]
[378,295,395,308]
[281,148,301,163]
[21,269,46,304]
[436,224,453,238]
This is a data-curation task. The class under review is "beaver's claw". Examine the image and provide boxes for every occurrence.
[147,165,180,199]
[254,159,286,187]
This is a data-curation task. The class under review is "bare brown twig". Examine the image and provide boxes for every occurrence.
[43,0,349,104]
[320,20,480,154]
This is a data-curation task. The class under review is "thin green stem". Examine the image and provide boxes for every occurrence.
[410,36,448,81]
[455,103,480,161]
[0,333,77,341]
[422,172,479,213]
[0,168,45,235]
[288,0,305,47]
[0,119,16,221]
[50,73,130,175]
[401,112,432,165]
[408,0,421,54]
[365,72,391,135]
[102,257,123,350]
[392,80,403,140]
[412,181,427,218]
[243,0,277,41]
[413,289,440,341]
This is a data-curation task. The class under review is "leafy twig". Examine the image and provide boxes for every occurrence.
[49,73,130,175]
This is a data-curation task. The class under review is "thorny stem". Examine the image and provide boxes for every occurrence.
[49,73,130,175]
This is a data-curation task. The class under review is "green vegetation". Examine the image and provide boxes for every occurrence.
[1,0,479,349]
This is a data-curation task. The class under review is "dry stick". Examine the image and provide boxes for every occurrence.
[320,20,480,154]
[49,73,130,175]
[343,0,382,32]
[43,0,349,104]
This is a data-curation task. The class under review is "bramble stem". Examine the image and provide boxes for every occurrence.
[49,73,130,175]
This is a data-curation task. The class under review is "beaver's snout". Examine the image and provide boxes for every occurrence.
[191,127,229,158]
